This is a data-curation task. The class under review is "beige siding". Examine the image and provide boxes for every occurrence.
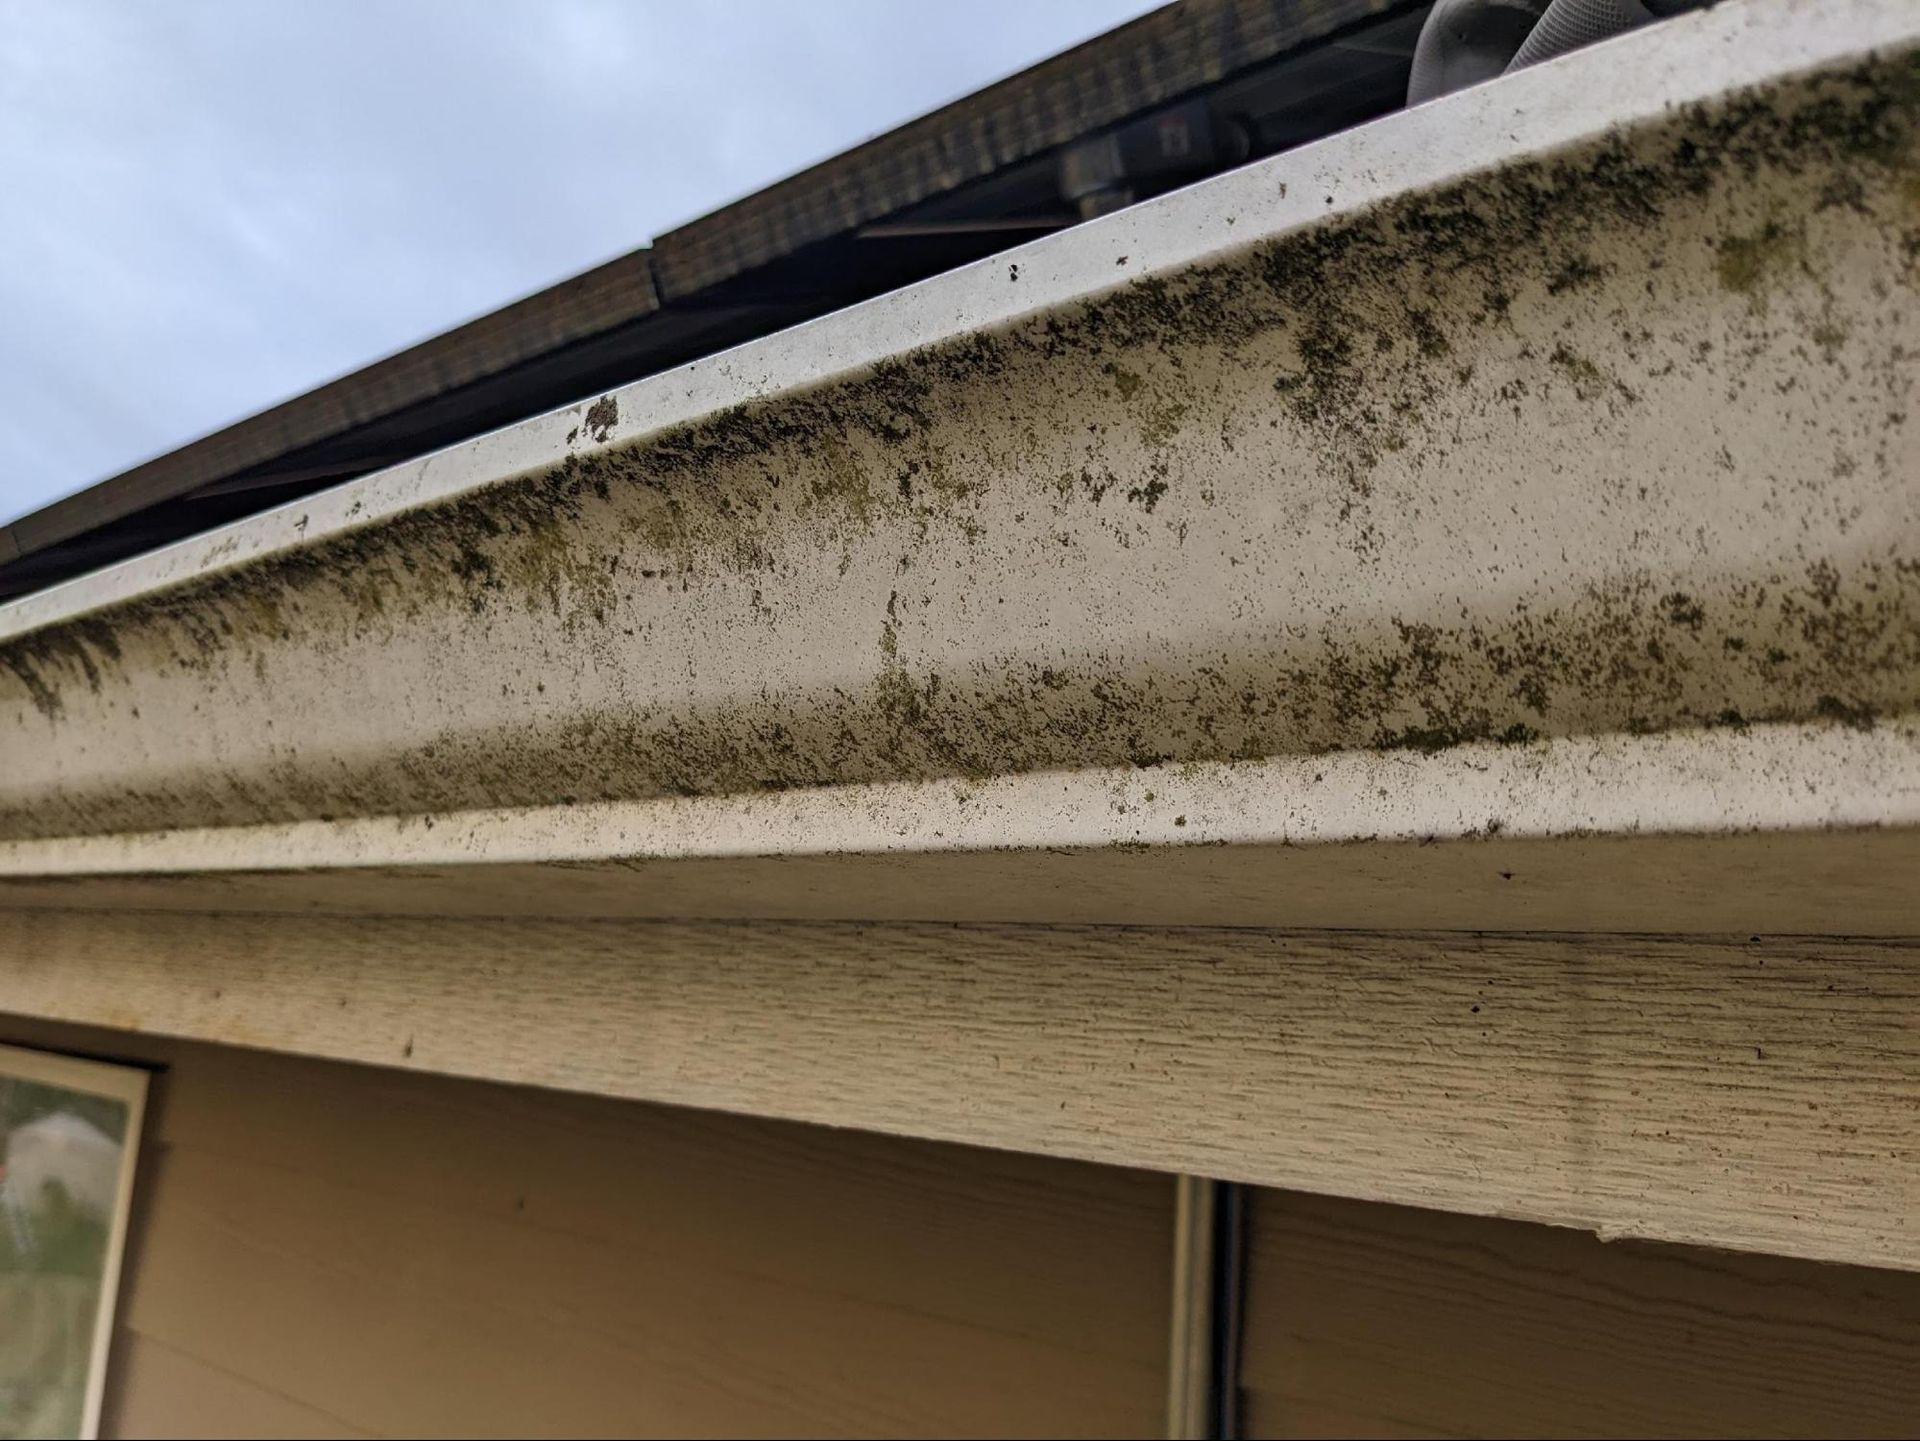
[100,1336,372,1440]
[1240,1188,1920,1439]
[6,912,1918,1273]
[0,1016,1169,1439]
[14,1010,1920,1440]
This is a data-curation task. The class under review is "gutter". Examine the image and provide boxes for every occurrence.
[0,0,1915,934]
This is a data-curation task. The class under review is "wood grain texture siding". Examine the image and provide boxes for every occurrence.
[0,1016,1169,1440]
[0,912,1914,1271]
[100,1334,373,1440]
[1239,1188,1920,1439]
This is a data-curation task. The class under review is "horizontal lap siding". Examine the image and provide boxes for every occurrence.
[1240,1188,1920,1439]
[0,1015,1169,1439]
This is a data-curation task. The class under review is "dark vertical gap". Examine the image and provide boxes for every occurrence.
[1209,1180,1247,1440]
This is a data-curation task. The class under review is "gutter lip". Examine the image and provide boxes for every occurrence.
[2,715,1914,881]
[0,0,1903,646]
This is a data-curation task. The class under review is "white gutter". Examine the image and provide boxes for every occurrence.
[1,0,1916,930]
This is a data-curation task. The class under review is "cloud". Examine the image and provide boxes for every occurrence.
[0,0,1150,523]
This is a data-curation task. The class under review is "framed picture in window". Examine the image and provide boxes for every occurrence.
[0,1045,149,1441]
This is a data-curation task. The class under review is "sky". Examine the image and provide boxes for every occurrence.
[0,0,1154,526]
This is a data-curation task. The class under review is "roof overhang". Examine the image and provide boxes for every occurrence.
[0,0,1427,601]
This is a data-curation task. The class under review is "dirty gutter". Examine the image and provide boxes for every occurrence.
[2,0,1916,932]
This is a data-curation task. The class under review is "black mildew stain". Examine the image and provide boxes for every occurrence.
[584,395,619,443]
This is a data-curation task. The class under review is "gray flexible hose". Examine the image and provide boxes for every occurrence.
[1407,0,1552,104]
[1410,0,1713,102]
[1507,0,1708,74]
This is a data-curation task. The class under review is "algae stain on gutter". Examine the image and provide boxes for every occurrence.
[2,54,1918,836]
[1717,218,1806,303]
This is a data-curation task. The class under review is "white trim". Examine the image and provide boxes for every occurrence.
[0,1042,149,1441]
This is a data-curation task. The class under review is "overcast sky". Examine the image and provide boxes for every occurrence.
[0,0,1152,525]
